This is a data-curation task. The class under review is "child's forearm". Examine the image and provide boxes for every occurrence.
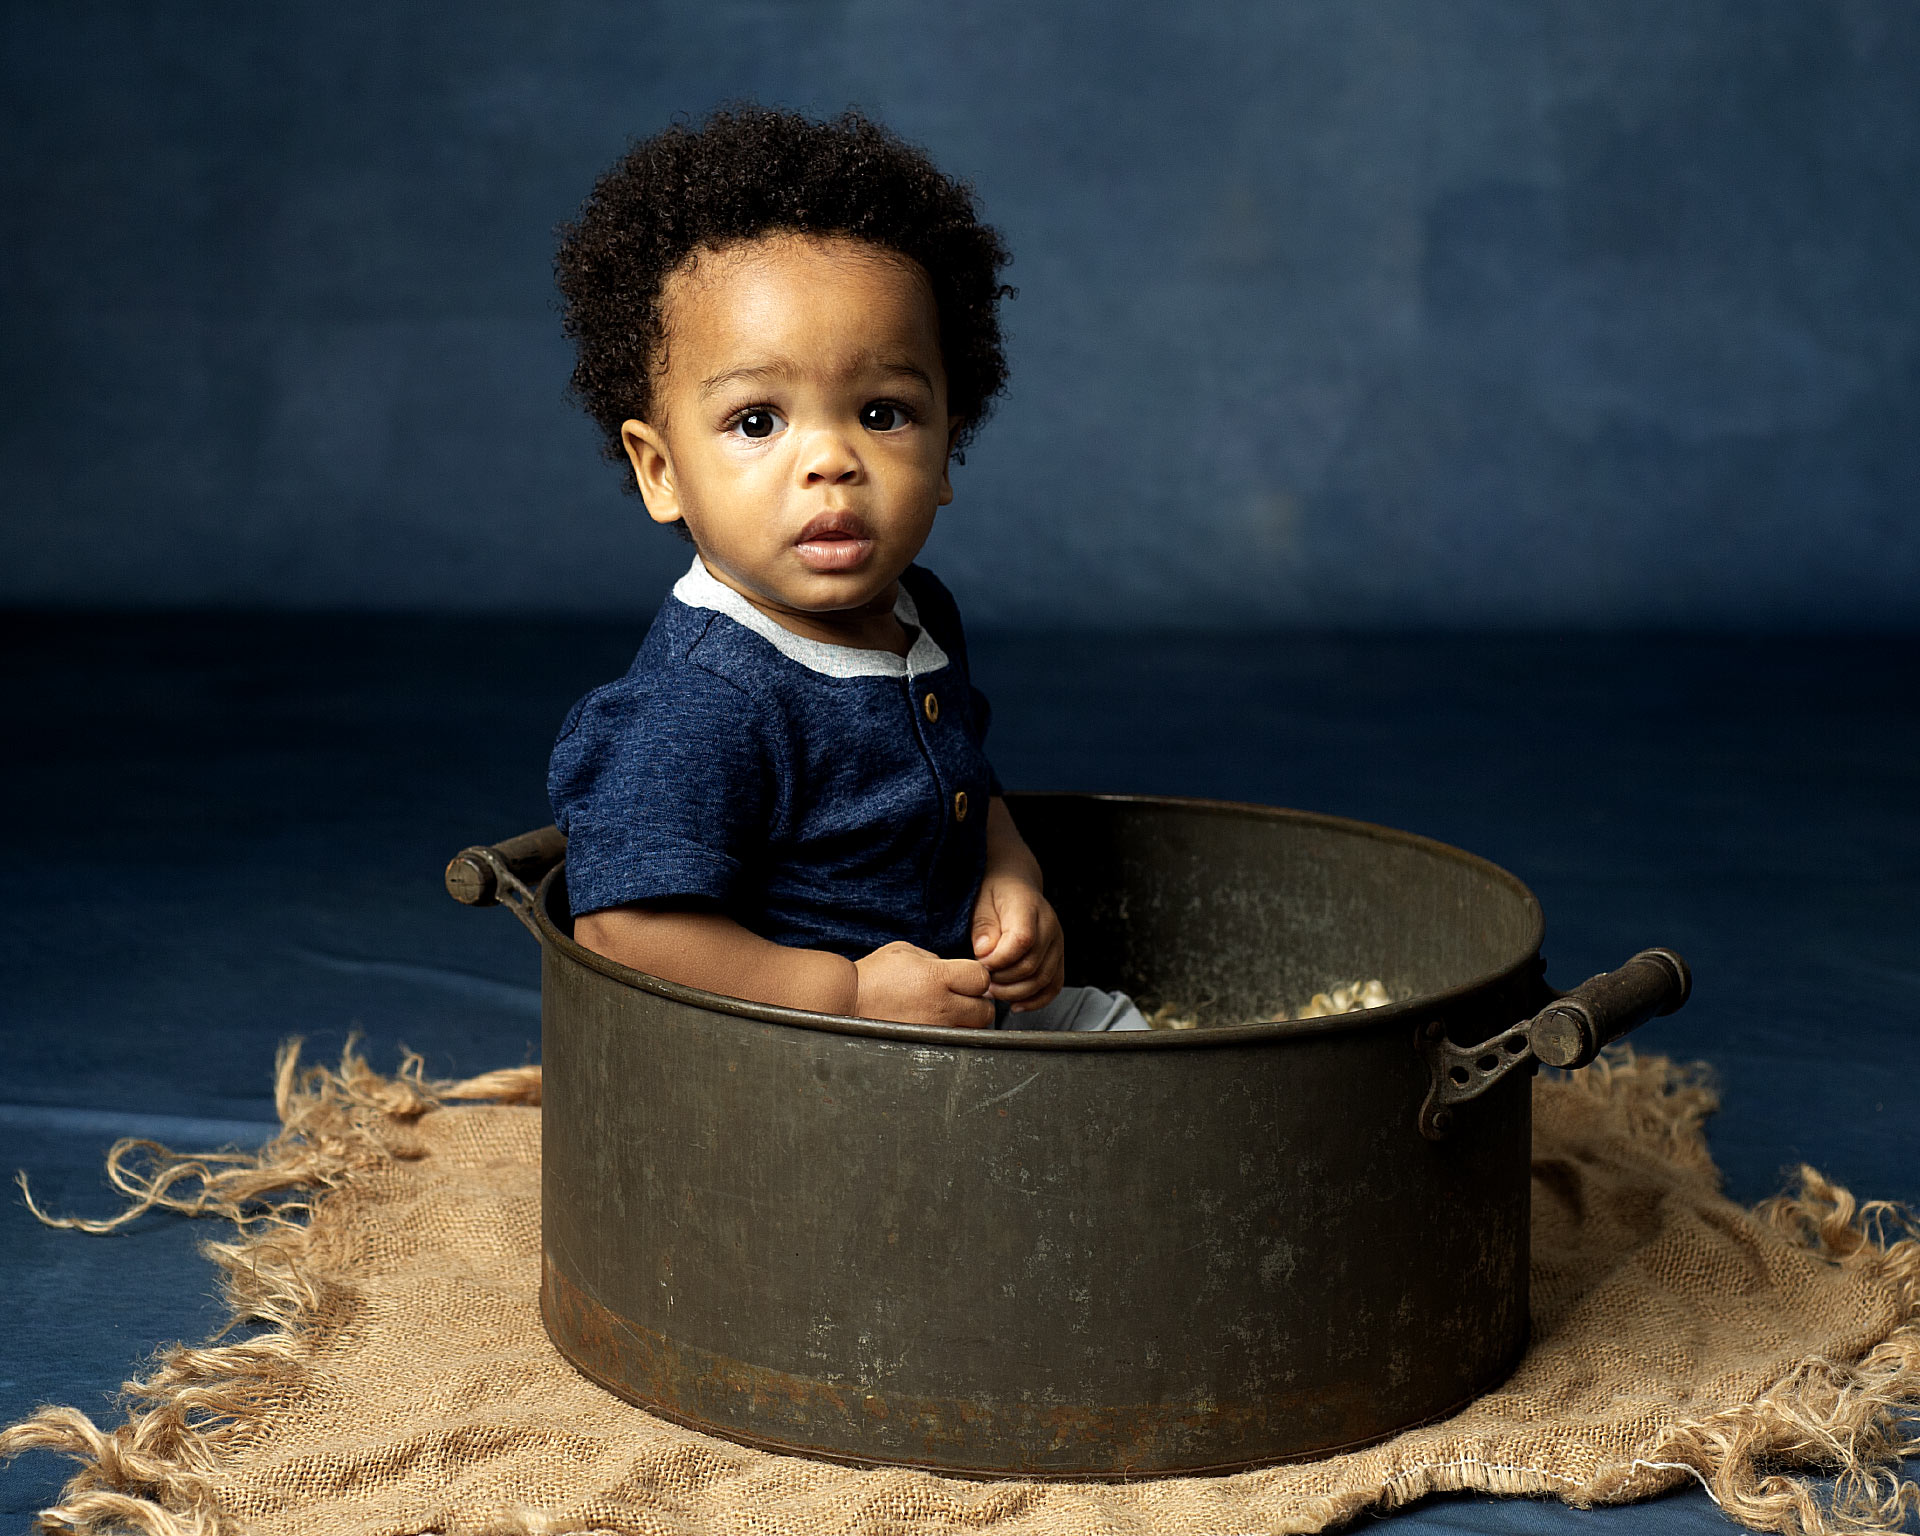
[984,796,1042,886]
[572,907,858,1015]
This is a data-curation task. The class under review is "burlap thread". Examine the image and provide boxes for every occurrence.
[6,1045,1918,1535]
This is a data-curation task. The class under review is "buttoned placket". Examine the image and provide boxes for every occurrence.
[905,658,970,915]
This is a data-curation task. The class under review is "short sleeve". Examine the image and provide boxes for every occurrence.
[547,667,775,918]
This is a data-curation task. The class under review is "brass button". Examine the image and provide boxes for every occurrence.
[923,691,940,723]
[953,790,969,823]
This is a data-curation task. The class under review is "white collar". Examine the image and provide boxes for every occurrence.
[671,556,951,680]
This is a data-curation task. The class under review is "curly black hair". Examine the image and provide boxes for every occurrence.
[556,105,1014,485]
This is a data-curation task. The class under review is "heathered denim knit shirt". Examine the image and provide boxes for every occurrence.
[548,556,1000,961]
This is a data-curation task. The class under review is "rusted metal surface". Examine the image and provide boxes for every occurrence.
[459,793,1691,1475]
[541,1259,1526,1478]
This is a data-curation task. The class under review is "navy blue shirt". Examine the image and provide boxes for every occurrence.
[548,558,1000,961]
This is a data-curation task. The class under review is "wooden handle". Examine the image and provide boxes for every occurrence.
[445,825,569,906]
[1528,948,1691,1070]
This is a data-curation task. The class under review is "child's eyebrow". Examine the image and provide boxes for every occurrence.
[698,358,936,398]
[699,362,792,397]
[870,360,937,394]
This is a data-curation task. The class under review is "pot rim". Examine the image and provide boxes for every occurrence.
[531,792,1547,1051]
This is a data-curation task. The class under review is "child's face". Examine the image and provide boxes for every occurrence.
[622,234,960,624]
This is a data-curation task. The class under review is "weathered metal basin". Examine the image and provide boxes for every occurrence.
[448,793,1688,1478]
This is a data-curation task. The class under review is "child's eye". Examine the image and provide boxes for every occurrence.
[860,401,912,432]
[729,408,785,440]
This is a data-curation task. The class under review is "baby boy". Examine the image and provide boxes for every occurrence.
[547,107,1145,1033]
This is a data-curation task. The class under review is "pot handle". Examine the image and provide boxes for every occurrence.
[1418,948,1691,1140]
[445,825,568,937]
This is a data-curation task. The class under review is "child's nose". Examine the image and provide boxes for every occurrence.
[796,429,861,486]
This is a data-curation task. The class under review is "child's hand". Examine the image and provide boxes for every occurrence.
[970,873,1066,1013]
[853,941,994,1028]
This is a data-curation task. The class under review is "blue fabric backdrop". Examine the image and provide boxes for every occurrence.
[4,1,1917,624]
[6,8,1918,1525]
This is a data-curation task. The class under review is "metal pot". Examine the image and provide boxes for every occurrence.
[448,793,1689,1478]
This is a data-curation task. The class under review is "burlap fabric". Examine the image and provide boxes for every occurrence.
[7,1048,1919,1535]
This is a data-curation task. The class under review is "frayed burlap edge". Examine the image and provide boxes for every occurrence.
[4,1044,1918,1536]
[2,1046,543,1536]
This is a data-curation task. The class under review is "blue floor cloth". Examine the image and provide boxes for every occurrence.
[2,614,1916,1532]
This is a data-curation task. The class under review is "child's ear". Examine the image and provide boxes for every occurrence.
[939,415,964,506]
[621,419,683,526]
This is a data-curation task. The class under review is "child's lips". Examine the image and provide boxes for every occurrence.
[794,536,874,572]
[793,515,874,573]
